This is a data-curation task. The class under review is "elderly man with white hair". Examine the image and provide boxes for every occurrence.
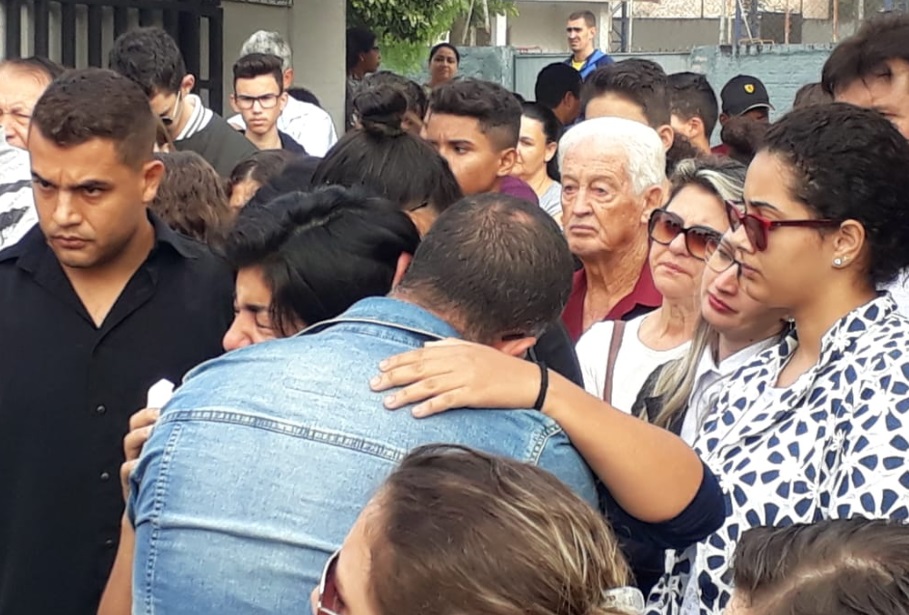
[228,31,338,156]
[559,116,666,342]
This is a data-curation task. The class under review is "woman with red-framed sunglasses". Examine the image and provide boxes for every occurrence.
[311,445,643,615]
[642,103,909,614]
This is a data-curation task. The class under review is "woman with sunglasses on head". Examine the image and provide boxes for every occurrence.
[643,103,909,614]
[575,157,740,412]
[312,444,643,615]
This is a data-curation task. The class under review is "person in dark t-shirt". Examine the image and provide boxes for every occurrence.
[109,27,257,176]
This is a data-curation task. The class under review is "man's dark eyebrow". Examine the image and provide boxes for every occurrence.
[75,180,112,191]
[448,139,474,148]
[31,171,55,187]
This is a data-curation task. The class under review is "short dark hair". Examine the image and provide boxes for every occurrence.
[396,194,574,343]
[732,518,909,615]
[152,151,232,246]
[522,102,563,182]
[534,63,582,110]
[346,27,377,71]
[668,71,719,137]
[429,43,460,64]
[582,59,671,128]
[362,71,428,122]
[792,82,833,108]
[225,186,421,335]
[109,27,186,97]
[228,150,295,201]
[762,103,909,285]
[568,10,596,27]
[428,78,522,150]
[246,155,321,208]
[287,87,321,107]
[1,56,65,82]
[821,13,909,95]
[30,68,156,168]
[232,53,284,92]
[314,84,461,216]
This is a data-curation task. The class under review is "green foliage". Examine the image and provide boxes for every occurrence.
[347,0,517,73]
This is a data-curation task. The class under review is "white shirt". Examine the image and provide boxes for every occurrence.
[680,337,779,446]
[229,96,337,157]
[0,130,37,249]
[648,295,909,615]
[577,314,690,413]
[883,274,909,318]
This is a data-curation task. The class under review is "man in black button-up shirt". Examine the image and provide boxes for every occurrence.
[0,69,233,615]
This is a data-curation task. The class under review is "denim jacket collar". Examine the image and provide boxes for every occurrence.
[298,296,462,342]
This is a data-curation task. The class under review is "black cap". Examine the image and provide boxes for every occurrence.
[720,75,773,116]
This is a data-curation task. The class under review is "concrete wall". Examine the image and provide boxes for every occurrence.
[511,44,832,116]
[222,0,345,132]
[510,1,610,51]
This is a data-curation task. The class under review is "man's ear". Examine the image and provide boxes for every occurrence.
[657,124,675,152]
[688,116,706,141]
[141,159,166,205]
[639,184,664,223]
[181,74,195,94]
[491,335,538,358]
[719,112,730,126]
[497,147,518,178]
[283,68,294,91]
[229,94,240,114]
[391,252,413,287]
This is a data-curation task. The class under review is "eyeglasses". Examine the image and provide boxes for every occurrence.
[648,208,723,260]
[234,93,281,110]
[703,239,743,276]
[316,550,341,615]
[725,200,840,252]
[159,91,183,127]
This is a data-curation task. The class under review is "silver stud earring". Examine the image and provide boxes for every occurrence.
[833,257,844,267]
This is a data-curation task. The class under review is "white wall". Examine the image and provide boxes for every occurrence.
[510,1,610,52]
[222,0,345,132]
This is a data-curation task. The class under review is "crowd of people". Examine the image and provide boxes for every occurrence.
[1,7,909,615]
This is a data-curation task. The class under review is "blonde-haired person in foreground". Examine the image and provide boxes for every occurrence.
[312,444,643,615]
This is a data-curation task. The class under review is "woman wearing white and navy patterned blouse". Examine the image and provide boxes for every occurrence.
[647,104,909,614]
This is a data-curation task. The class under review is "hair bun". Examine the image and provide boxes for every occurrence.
[354,84,407,137]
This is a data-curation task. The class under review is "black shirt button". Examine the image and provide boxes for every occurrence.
[100,472,110,481]
[95,405,106,415]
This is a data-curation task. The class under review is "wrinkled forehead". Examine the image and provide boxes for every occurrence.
[561,141,631,184]
[0,65,51,104]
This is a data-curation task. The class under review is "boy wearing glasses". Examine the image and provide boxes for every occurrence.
[231,54,306,154]
[110,27,257,177]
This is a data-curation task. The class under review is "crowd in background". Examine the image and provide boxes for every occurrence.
[1,9,909,615]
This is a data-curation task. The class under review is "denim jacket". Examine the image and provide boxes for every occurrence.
[129,297,597,615]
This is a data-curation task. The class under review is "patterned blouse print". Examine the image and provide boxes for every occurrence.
[647,295,909,614]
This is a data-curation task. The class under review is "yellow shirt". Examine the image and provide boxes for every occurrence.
[571,58,585,71]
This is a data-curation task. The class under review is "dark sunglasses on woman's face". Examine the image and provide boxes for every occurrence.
[316,550,342,615]
[703,239,743,276]
[648,208,723,261]
[725,200,841,252]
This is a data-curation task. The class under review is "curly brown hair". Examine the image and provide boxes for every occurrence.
[151,151,233,247]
